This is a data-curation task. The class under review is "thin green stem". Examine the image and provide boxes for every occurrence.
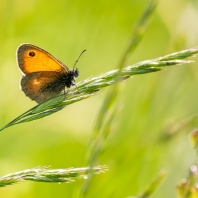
[81,1,158,196]
[0,166,107,187]
[0,47,197,132]
[139,170,167,198]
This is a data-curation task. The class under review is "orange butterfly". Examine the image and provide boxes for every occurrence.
[17,44,85,103]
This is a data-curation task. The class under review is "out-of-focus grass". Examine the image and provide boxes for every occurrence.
[0,166,108,187]
[0,0,198,198]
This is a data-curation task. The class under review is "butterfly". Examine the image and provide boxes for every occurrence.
[17,43,85,104]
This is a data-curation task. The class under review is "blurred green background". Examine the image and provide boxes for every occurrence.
[0,0,198,197]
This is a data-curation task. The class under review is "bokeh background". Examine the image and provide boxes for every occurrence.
[0,0,198,197]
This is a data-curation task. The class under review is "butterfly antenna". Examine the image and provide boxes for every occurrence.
[73,49,86,70]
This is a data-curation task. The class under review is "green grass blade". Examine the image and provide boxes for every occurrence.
[138,170,167,198]
[81,0,158,196]
[0,47,197,132]
[0,166,107,187]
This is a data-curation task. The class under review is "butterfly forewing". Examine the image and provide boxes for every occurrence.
[17,44,69,74]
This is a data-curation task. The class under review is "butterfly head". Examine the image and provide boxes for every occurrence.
[72,49,86,78]
[73,68,79,78]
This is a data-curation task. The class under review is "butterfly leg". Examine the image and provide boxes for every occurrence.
[63,87,68,100]
[74,84,84,98]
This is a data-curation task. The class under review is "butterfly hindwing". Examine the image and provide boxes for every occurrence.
[21,71,66,103]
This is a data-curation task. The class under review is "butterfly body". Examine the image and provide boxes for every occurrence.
[17,44,79,103]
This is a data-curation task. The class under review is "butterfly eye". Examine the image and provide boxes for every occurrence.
[28,51,36,57]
